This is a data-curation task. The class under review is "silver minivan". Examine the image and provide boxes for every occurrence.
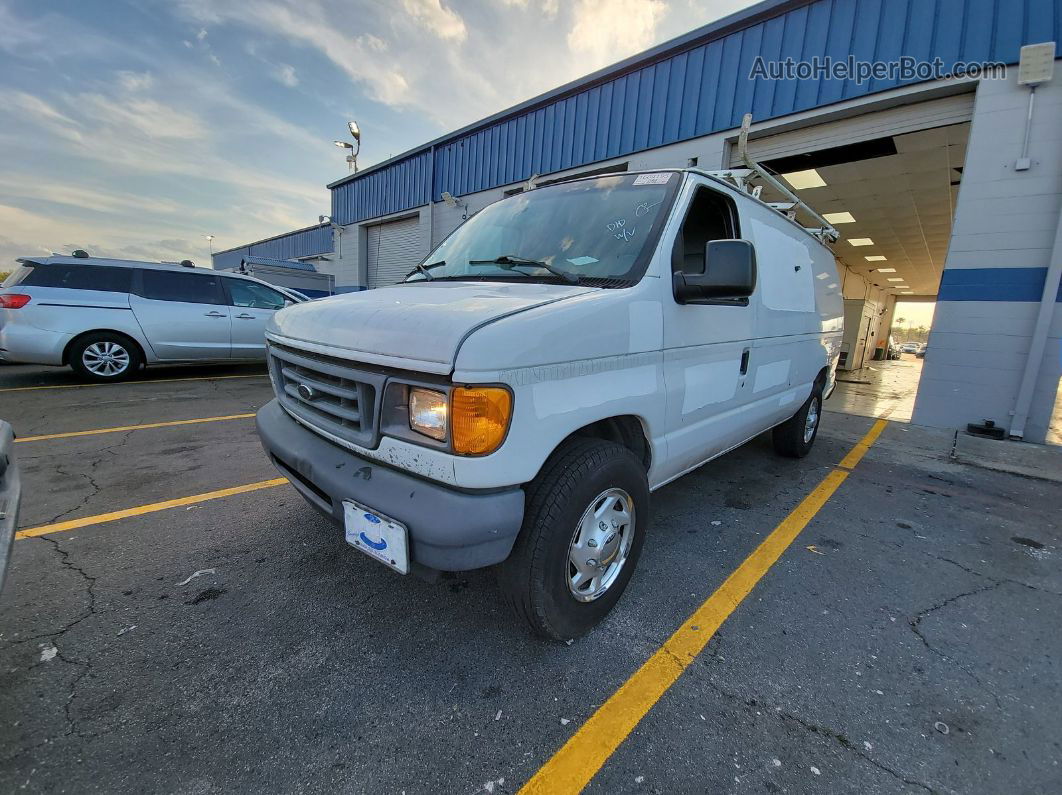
[0,254,307,381]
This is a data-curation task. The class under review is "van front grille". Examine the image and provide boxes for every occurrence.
[268,342,385,449]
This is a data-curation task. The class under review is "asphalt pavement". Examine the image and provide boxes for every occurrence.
[0,362,1059,794]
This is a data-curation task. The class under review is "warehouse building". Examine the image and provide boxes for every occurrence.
[218,0,1062,444]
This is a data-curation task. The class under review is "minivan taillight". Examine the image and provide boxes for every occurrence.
[0,294,31,309]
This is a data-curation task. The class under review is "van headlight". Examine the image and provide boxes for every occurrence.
[407,385,512,455]
[409,388,447,441]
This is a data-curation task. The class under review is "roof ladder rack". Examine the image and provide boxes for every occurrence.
[706,113,839,244]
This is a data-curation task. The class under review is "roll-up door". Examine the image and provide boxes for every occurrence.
[366,216,422,289]
[730,92,975,166]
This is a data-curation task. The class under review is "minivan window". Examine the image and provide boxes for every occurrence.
[226,279,287,310]
[139,269,223,304]
[17,264,132,293]
[407,172,681,286]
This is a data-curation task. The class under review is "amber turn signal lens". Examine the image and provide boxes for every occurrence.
[451,387,512,455]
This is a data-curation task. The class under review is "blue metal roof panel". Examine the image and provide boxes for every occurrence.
[329,0,1061,226]
[211,223,333,269]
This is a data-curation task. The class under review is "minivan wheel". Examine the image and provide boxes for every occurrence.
[498,438,649,641]
[70,333,141,382]
[772,386,823,458]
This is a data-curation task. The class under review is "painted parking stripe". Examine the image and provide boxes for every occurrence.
[15,413,256,443]
[0,373,267,393]
[15,478,288,540]
[520,418,889,794]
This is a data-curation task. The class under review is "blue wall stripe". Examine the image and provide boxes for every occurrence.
[329,0,1062,226]
[937,268,1062,302]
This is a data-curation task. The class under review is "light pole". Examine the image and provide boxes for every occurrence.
[333,119,361,172]
[205,235,215,264]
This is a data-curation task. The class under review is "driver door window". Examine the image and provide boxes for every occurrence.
[671,187,738,276]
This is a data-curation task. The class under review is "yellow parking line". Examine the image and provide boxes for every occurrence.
[15,413,256,443]
[16,478,288,540]
[520,418,889,795]
[0,373,267,393]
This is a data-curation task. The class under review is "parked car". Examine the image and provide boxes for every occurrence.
[0,420,21,595]
[256,169,843,639]
[900,342,920,353]
[0,254,308,381]
[916,345,927,359]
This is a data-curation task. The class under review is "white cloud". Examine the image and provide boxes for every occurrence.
[274,63,299,87]
[1,90,82,142]
[117,71,154,92]
[402,0,466,41]
[196,27,208,41]
[567,0,668,71]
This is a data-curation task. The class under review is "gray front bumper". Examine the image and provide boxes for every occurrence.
[256,400,525,571]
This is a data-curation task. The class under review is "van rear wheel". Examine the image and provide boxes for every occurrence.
[498,438,649,641]
[773,386,822,458]
[70,333,141,382]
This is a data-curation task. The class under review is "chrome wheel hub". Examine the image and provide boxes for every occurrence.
[804,397,820,444]
[567,488,635,602]
[83,341,130,377]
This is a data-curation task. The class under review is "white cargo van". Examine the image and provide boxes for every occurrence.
[256,165,842,639]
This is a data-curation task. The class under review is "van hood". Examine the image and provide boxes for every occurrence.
[267,281,594,373]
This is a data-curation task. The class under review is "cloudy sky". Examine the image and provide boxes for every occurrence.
[0,0,755,267]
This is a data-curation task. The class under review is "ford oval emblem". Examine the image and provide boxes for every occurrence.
[297,383,316,401]
[363,513,381,524]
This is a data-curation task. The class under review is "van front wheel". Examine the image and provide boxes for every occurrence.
[773,386,822,458]
[498,438,649,641]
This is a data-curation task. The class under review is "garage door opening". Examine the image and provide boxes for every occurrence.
[742,109,970,424]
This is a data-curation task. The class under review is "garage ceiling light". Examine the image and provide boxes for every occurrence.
[781,169,827,189]
[900,291,914,295]
[823,211,855,224]
[876,267,897,272]
[887,277,905,282]
[865,255,888,262]
[848,238,874,247]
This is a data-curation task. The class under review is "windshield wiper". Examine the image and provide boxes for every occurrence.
[404,260,445,281]
[468,254,579,284]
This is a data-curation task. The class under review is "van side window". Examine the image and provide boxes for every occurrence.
[138,270,224,304]
[225,279,287,310]
[20,264,132,293]
[671,188,738,276]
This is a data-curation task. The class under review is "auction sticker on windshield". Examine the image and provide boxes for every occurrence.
[633,172,672,185]
[343,500,410,574]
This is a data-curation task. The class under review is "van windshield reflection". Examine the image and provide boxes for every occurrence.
[405,173,679,287]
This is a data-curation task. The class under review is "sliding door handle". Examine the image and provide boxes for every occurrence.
[739,349,751,375]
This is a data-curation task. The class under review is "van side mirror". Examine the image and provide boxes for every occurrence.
[672,239,757,303]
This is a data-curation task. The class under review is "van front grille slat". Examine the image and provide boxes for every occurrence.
[269,342,382,448]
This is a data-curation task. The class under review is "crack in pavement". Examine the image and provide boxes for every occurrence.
[703,678,938,794]
[908,581,1006,711]
[1,536,101,761]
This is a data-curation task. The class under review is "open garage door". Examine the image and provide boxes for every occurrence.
[366,216,421,289]
[731,92,974,166]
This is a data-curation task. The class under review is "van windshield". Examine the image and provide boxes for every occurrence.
[406,172,680,287]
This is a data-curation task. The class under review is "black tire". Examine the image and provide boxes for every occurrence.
[498,438,649,641]
[772,385,823,458]
[68,332,142,382]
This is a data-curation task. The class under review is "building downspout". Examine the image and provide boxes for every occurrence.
[427,144,436,250]
[1009,206,1062,440]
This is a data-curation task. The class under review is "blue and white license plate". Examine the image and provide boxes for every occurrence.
[343,500,409,575]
